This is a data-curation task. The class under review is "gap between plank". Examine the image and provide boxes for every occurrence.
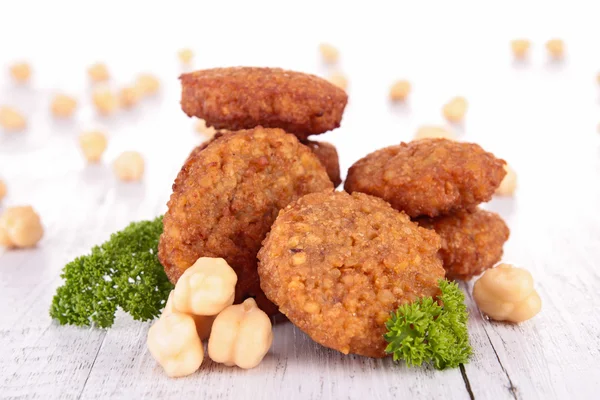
[460,364,475,400]
[77,330,108,400]
[482,328,518,400]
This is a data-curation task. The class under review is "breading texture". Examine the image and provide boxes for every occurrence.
[188,134,341,187]
[159,127,333,316]
[258,190,445,358]
[180,67,348,140]
[301,140,342,187]
[184,131,227,164]
[344,139,506,218]
[416,208,510,281]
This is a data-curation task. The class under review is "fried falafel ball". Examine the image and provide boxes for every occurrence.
[188,134,341,188]
[180,67,348,140]
[415,208,510,281]
[301,140,342,187]
[258,190,445,357]
[344,139,506,218]
[159,127,333,316]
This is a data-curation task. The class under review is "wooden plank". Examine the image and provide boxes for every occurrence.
[78,319,471,400]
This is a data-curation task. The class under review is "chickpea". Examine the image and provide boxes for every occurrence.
[178,48,194,64]
[79,131,108,163]
[319,43,339,64]
[147,313,204,378]
[135,74,160,97]
[389,80,411,101]
[546,39,564,59]
[119,86,140,109]
[195,119,216,138]
[327,71,348,91]
[0,179,6,200]
[473,264,541,323]
[496,164,517,196]
[113,151,145,182]
[0,106,27,132]
[511,39,530,59]
[414,125,455,141]
[9,62,31,84]
[208,298,273,369]
[87,63,110,83]
[174,257,237,316]
[442,96,468,123]
[0,206,44,248]
[596,72,600,85]
[51,94,78,118]
[162,291,215,340]
[92,88,118,116]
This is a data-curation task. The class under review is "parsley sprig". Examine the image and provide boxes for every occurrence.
[49,216,173,328]
[384,279,472,370]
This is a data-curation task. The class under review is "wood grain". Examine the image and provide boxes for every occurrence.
[2,4,600,397]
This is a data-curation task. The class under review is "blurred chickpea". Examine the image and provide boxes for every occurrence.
[162,291,215,340]
[178,48,194,64]
[327,71,348,91]
[0,206,44,248]
[9,62,31,84]
[511,39,530,59]
[442,96,468,123]
[389,80,411,101]
[51,94,78,118]
[208,298,273,369]
[319,43,339,64]
[174,257,237,316]
[79,131,107,163]
[496,164,517,196]
[92,88,118,116]
[119,86,141,109]
[596,72,600,85]
[0,179,6,201]
[147,313,204,378]
[546,39,565,59]
[414,125,455,141]
[473,264,541,323]
[0,106,27,132]
[135,74,160,97]
[195,119,216,138]
[113,151,144,182]
[87,63,110,83]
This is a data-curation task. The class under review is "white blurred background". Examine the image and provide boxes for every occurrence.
[2,0,600,233]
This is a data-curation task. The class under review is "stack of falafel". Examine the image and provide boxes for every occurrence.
[158,67,509,358]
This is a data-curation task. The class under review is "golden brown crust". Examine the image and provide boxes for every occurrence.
[180,67,348,140]
[159,128,333,316]
[258,190,444,358]
[344,139,506,218]
[416,208,509,280]
[184,131,228,164]
[301,140,342,188]
[188,135,342,188]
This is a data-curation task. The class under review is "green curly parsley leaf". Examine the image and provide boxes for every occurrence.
[384,279,472,370]
[49,216,173,328]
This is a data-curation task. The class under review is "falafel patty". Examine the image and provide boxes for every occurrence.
[344,138,506,218]
[258,190,444,357]
[416,208,510,280]
[180,67,348,140]
[159,127,333,316]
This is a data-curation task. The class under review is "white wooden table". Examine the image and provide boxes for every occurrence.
[1,2,600,399]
